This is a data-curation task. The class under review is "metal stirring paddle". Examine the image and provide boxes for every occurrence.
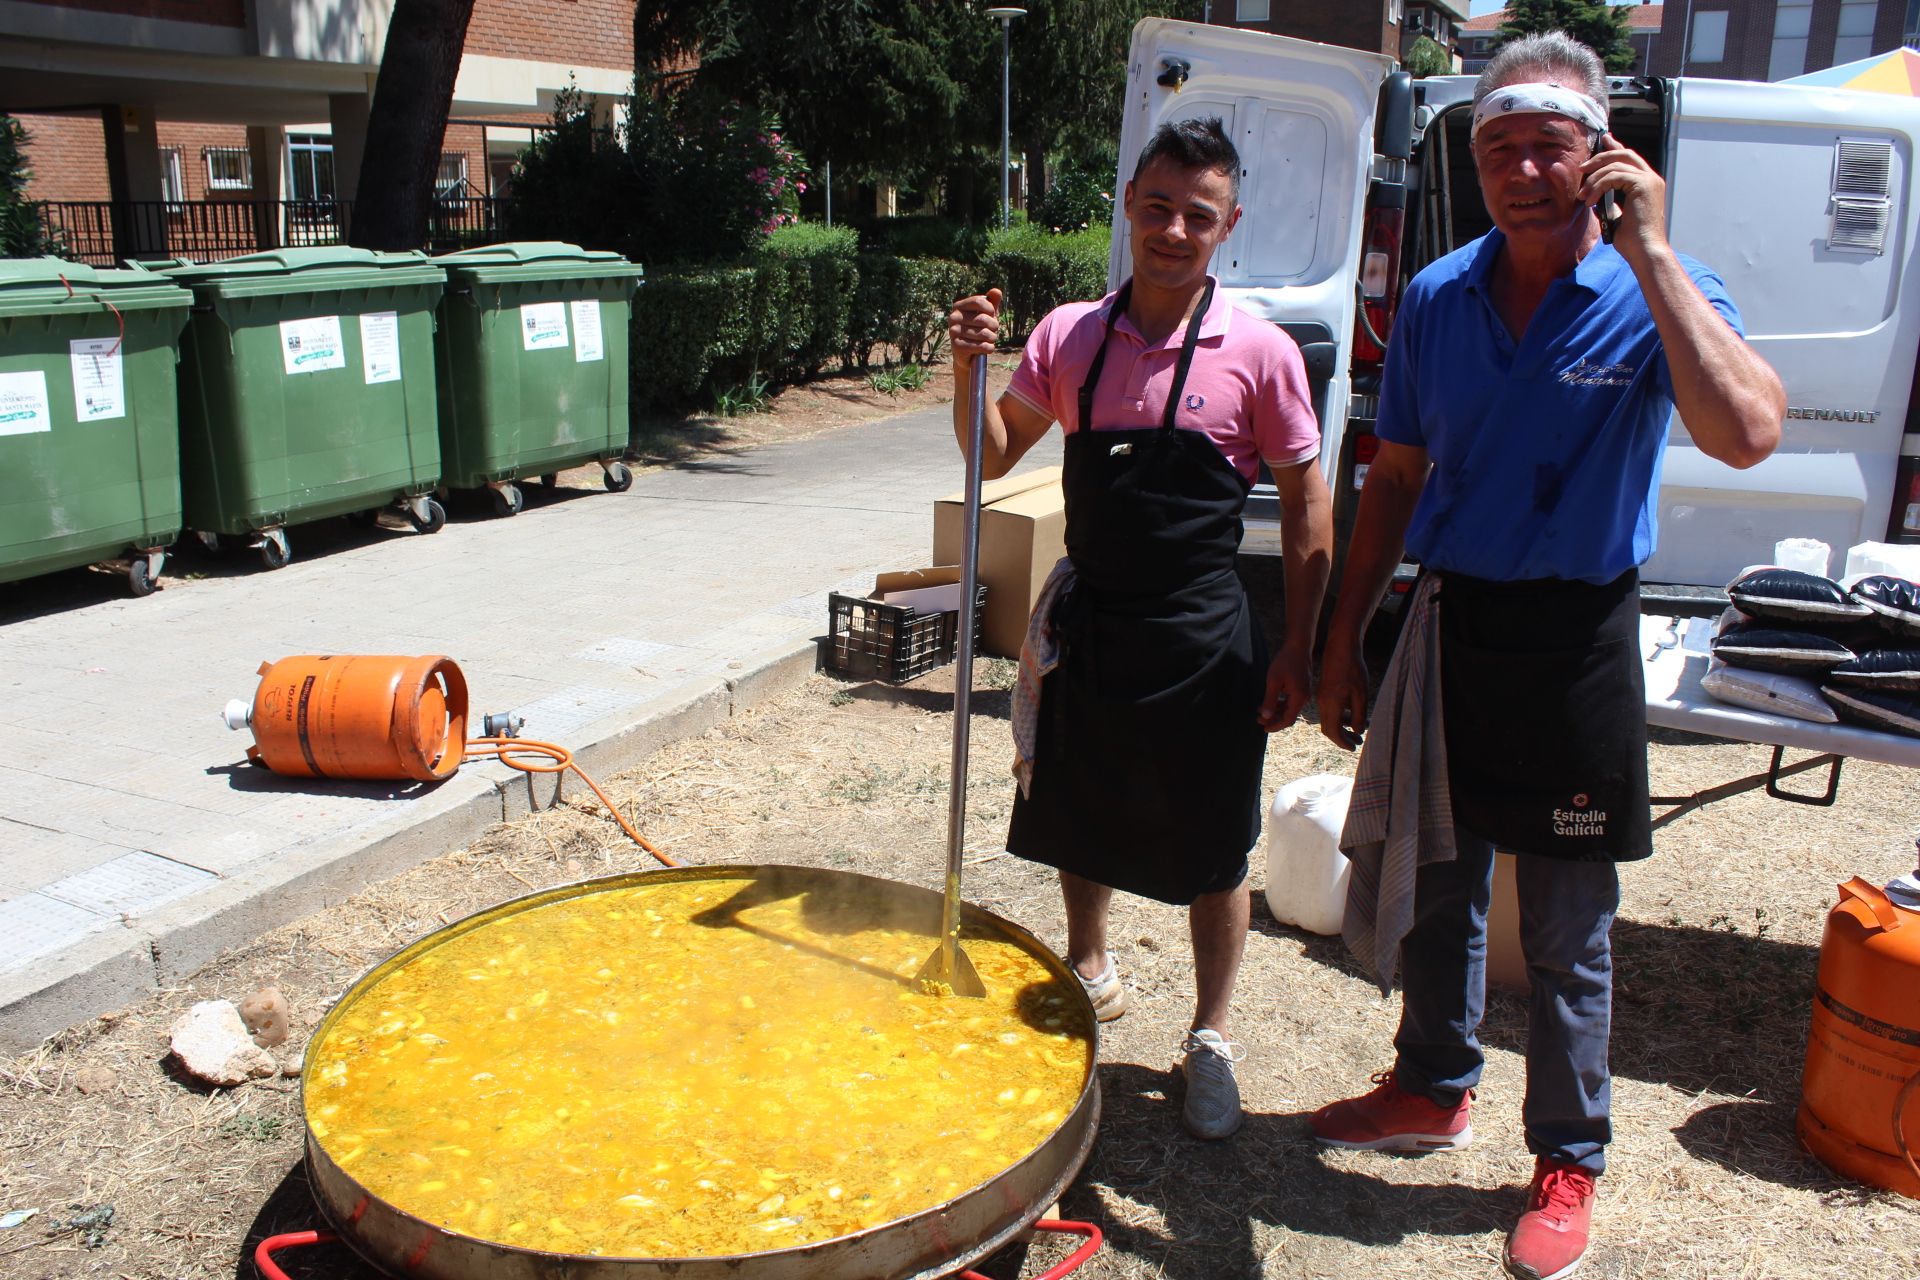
[915,356,992,999]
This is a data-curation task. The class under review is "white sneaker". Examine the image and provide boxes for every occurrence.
[1179,1028,1245,1140]
[1074,952,1127,1022]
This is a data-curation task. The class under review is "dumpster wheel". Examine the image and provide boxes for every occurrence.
[490,483,525,518]
[257,529,291,571]
[408,498,447,536]
[127,551,162,598]
[603,461,633,493]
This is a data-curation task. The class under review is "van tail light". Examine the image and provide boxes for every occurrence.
[1352,200,1404,369]
[1355,72,1413,376]
[1352,430,1380,491]
[1892,452,1920,541]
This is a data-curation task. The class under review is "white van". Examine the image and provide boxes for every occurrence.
[1113,19,1920,607]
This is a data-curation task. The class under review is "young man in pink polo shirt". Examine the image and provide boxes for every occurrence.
[948,117,1333,1139]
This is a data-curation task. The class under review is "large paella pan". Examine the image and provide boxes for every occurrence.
[290,864,1101,1279]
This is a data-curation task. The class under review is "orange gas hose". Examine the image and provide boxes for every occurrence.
[464,737,679,868]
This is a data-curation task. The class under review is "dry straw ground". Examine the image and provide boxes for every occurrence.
[2,653,1916,1280]
[2,370,1916,1278]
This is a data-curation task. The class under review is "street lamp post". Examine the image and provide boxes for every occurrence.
[985,7,1025,230]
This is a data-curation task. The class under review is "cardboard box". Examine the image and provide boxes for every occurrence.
[932,468,1067,660]
[932,465,1063,559]
[870,565,962,599]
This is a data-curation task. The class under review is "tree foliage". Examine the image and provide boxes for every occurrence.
[1495,0,1636,73]
[631,1,1197,217]
[1404,35,1454,79]
[0,115,57,259]
[637,2,976,188]
[503,83,809,264]
[1010,1,1184,171]
[1029,159,1112,233]
[498,86,627,253]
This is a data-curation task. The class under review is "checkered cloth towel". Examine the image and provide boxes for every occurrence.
[1340,572,1458,993]
[1012,556,1077,799]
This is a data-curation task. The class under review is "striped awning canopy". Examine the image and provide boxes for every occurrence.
[1785,47,1920,96]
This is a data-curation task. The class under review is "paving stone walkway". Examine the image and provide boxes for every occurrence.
[0,405,1062,1051]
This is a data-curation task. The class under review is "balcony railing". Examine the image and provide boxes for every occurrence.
[425,196,512,255]
[31,197,514,266]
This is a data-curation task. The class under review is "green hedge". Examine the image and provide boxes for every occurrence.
[629,266,757,406]
[855,215,990,265]
[631,252,975,411]
[980,224,1111,348]
[845,254,975,369]
[628,221,1112,413]
[762,223,859,377]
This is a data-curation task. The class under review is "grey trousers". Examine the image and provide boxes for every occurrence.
[1391,827,1620,1174]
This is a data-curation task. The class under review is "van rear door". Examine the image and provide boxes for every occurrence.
[1649,77,1920,586]
[1116,18,1391,543]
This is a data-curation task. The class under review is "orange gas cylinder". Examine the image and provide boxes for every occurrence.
[224,655,469,782]
[1797,849,1920,1200]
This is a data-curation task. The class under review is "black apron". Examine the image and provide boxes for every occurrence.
[1440,568,1653,862]
[1006,280,1269,905]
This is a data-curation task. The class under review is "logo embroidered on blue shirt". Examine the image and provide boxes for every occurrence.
[1558,356,1634,388]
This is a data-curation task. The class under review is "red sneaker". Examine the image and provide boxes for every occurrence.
[1504,1158,1596,1280]
[1308,1069,1473,1152]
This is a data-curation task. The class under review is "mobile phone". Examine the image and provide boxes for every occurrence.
[1593,133,1621,244]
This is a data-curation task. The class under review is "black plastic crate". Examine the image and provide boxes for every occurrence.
[826,584,987,683]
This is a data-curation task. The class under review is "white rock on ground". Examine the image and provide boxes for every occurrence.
[168,1001,277,1087]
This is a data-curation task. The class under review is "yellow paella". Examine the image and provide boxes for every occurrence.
[303,873,1094,1259]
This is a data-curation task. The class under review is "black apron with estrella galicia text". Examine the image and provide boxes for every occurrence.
[1439,568,1654,862]
[1006,280,1270,905]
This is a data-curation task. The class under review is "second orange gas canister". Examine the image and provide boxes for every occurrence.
[223,655,468,782]
[1797,848,1920,1200]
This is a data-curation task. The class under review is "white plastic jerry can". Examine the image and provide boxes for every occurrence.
[1264,774,1354,936]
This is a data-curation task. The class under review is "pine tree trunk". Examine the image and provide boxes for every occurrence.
[348,0,478,251]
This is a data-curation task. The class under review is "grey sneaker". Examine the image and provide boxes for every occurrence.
[1074,953,1127,1022]
[1179,1028,1245,1139]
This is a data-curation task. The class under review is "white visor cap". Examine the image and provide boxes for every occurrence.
[1470,82,1608,142]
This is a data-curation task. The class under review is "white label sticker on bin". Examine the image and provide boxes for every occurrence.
[69,338,125,422]
[570,299,604,362]
[0,370,53,436]
[520,302,569,351]
[279,316,346,375]
[360,311,402,384]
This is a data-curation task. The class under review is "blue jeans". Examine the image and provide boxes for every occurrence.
[1392,828,1620,1174]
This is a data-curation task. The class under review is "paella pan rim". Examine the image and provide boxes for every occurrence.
[301,863,1103,1279]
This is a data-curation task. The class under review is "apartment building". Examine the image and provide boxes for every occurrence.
[1648,0,1911,79]
[1218,0,1468,63]
[1,0,634,260]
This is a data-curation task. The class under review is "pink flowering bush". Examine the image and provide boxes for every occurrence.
[510,83,813,264]
[626,89,811,260]
[740,125,808,236]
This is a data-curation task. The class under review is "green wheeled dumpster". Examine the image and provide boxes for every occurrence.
[431,242,642,516]
[165,248,447,570]
[0,257,193,596]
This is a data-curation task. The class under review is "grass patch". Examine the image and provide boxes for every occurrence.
[866,363,931,396]
[713,374,774,418]
[217,1114,286,1143]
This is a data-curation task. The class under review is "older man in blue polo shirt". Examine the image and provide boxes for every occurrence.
[1312,31,1783,1280]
